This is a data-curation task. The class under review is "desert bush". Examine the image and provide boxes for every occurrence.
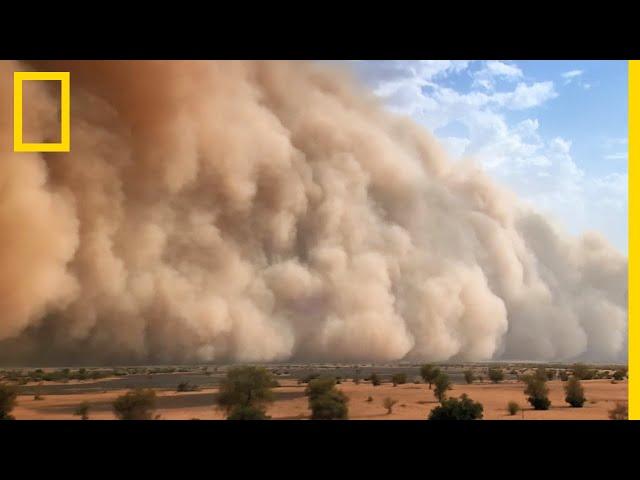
[572,363,595,380]
[370,373,381,386]
[299,373,320,384]
[420,365,440,389]
[227,405,270,420]
[305,378,348,419]
[559,370,569,381]
[391,373,407,386]
[217,366,277,419]
[383,397,398,414]
[463,370,475,384]
[613,368,627,381]
[74,401,90,420]
[176,382,199,392]
[0,383,17,420]
[488,368,504,384]
[564,377,586,407]
[523,375,551,410]
[113,389,157,420]
[366,396,373,402]
[608,402,628,420]
[428,394,483,420]
[507,401,520,416]
[546,369,556,381]
[433,373,452,403]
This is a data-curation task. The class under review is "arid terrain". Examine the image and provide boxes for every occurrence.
[3,364,628,420]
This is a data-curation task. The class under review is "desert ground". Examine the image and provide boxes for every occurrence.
[9,375,627,420]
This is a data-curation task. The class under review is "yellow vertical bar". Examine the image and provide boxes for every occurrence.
[13,73,23,148]
[60,72,70,151]
[630,60,639,420]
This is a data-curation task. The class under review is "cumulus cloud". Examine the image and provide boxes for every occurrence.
[0,60,627,365]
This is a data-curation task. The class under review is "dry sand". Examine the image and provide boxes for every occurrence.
[11,379,626,420]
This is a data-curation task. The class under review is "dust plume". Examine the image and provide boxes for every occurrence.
[0,61,627,364]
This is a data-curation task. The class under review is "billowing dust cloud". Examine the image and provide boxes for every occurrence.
[0,60,627,365]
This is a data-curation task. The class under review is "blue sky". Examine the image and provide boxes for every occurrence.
[342,60,628,253]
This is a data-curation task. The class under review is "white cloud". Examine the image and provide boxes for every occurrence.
[473,61,523,90]
[347,60,627,252]
[562,69,583,80]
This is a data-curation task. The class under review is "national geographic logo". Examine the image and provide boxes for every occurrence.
[13,71,70,152]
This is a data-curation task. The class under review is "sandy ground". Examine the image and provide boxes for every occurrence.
[10,379,626,420]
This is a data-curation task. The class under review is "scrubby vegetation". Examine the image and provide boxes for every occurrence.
[572,363,596,380]
[464,370,475,384]
[383,397,398,414]
[608,402,628,420]
[305,377,348,419]
[370,373,381,386]
[74,401,90,420]
[523,374,551,410]
[488,368,504,384]
[0,383,17,420]
[564,376,586,407]
[176,382,200,392]
[507,401,520,416]
[216,366,277,420]
[428,394,483,420]
[433,373,452,403]
[420,364,440,389]
[113,389,157,420]
[391,373,407,386]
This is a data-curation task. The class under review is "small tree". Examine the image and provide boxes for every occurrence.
[305,378,348,420]
[564,376,586,407]
[0,383,17,420]
[488,368,505,384]
[608,402,628,420]
[112,389,157,420]
[74,401,90,420]
[420,365,441,389]
[391,373,407,386]
[463,370,475,384]
[383,397,398,414]
[216,366,276,420]
[428,394,483,420]
[523,375,551,410]
[507,401,520,416]
[433,373,452,403]
[370,373,381,386]
[546,369,556,381]
[227,405,270,420]
[559,370,569,382]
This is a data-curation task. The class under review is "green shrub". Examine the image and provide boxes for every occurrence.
[507,401,520,415]
[572,363,595,380]
[428,394,483,420]
[420,365,440,389]
[227,405,270,420]
[391,373,407,386]
[383,397,398,414]
[564,377,586,407]
[433,373,452,403]
[299,373,320,384]
[463,370,475,384]
[0,383,17,420]
[488,368,504,384]
[74,401,90,420]
[112,389,157,420]
[613,368,627,381]
[216,366,276,419]
[608,402,628,420]
[305,378,348,420]
[177,382,199,392]
[370,373,381,386]
[523,375,551,410]
[559,370,569,381]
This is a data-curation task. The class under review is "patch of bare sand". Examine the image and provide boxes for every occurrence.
[10,379,627,420]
